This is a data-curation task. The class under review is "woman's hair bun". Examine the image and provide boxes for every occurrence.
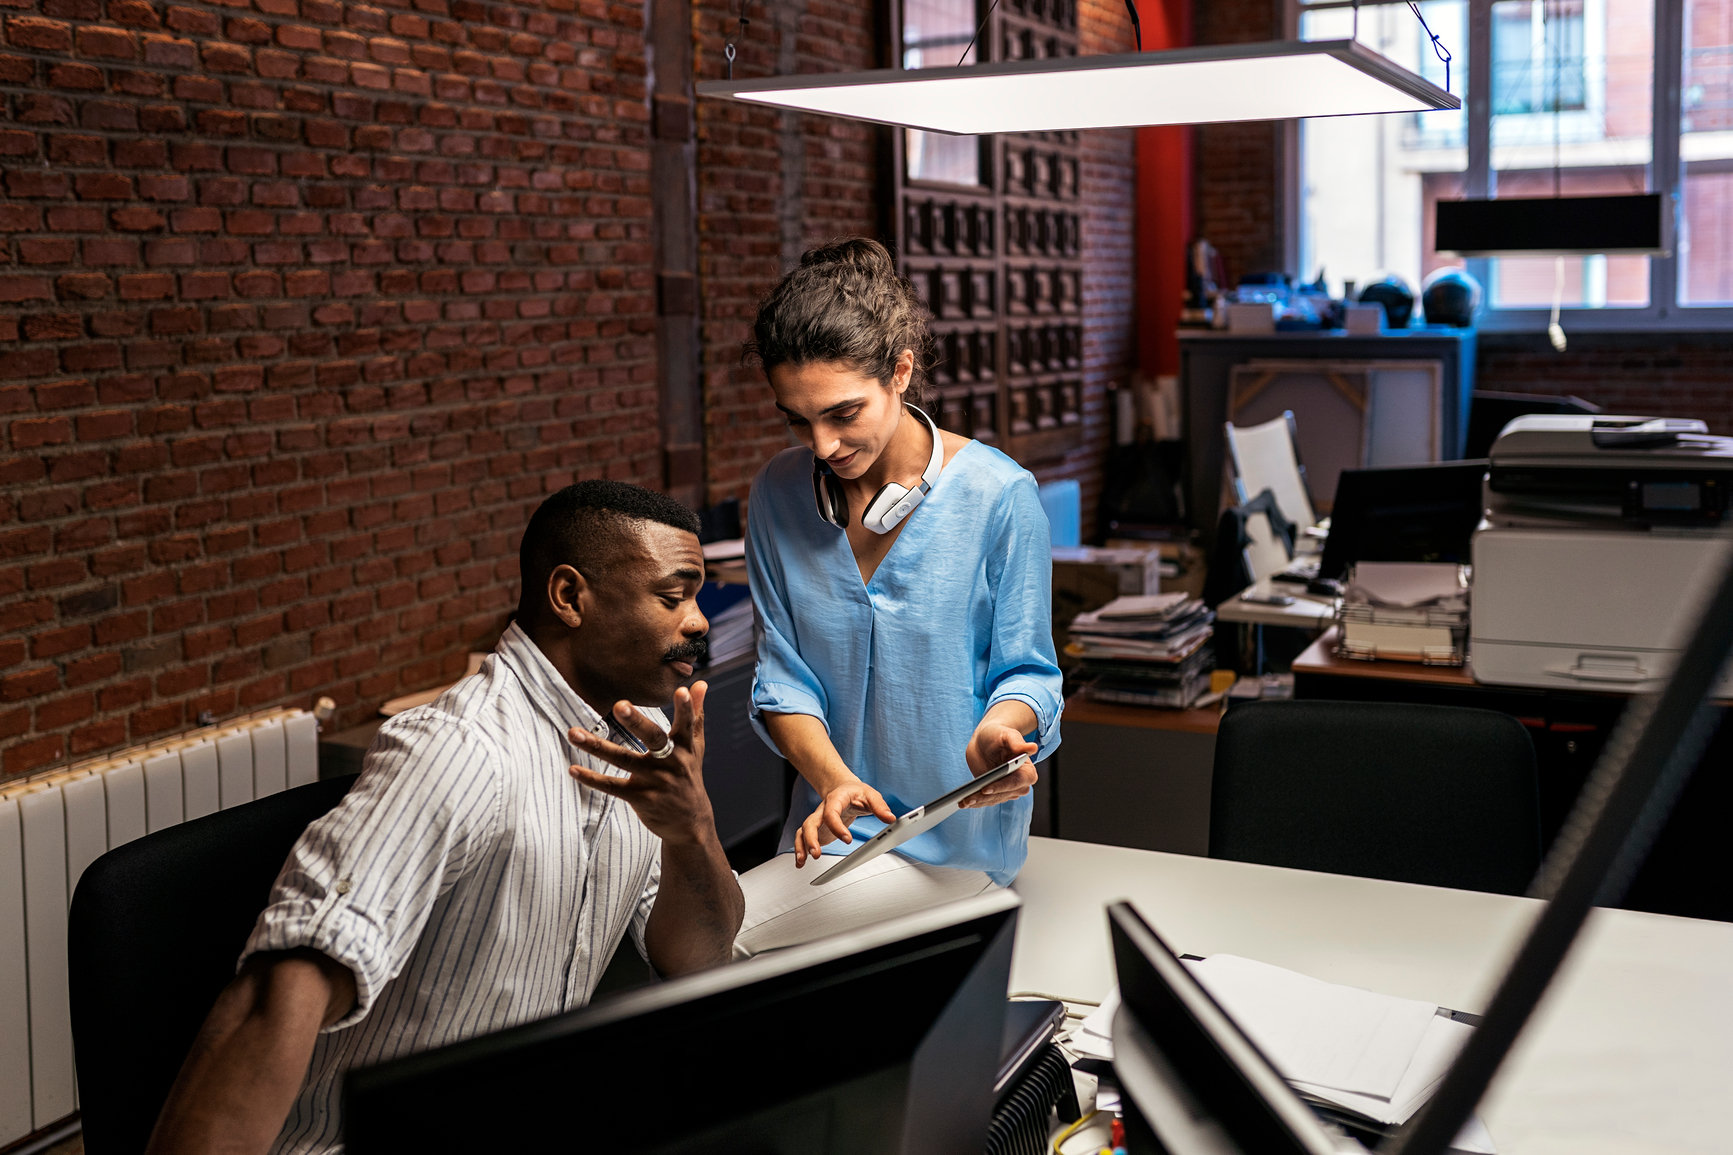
[798,237,898,280]
[746,237,935,403]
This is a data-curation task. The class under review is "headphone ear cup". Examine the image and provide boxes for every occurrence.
[813,464,849,528]
[863,483,919,534]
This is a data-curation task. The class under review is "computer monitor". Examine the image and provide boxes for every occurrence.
[1319,460,1488,581]
[1106,903,1343,1155]
[343,889,1019,1155]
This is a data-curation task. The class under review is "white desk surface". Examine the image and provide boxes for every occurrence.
[1214,578,1336,629]
[1012,837,1733,1155]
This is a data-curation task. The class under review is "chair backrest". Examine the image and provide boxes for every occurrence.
[1209,701,1540,895]
[68,775,355,1155]
[1226,413,1317,530]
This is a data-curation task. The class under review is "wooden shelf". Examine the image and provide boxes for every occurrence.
[1291,628,1477,689]
[1063,693,1222,734]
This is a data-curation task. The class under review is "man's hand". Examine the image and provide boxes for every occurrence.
[567,684,743,975]
[793,780,896,867]
[960,703,1040,809]
[567,683,715,845]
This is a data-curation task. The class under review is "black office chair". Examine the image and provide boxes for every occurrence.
[68,775,356,1155]
[1209,701,1540,895]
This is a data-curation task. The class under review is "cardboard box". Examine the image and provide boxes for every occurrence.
[1103,539,1207,599]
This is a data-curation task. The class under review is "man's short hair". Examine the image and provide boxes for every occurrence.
[518,481,702,617]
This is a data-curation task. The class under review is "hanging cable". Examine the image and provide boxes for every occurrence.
[1123,0,1142,52]
[1407,1,1452,92]
[724,0,749,80]
[955,0,1003,66]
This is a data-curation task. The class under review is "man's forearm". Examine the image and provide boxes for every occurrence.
[643,830,745,976]
[147,950,355,1155]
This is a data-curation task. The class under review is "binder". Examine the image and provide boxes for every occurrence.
[20,787,75,1126]
[62,773,109,902]
[252,720,287,798]
[285,712,319,788]
[104,761,147,848]
[217,730,253,810]
[0,799,32,1144]
[143,752,184,833]
[180,741,220,822]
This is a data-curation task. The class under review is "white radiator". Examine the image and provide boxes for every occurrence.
[0,708,319,1147]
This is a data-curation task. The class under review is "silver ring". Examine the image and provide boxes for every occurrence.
[647,734,676,759]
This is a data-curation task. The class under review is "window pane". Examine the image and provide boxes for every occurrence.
[1488,0,1653,308]
[1680,0,1733,305]
[1299,2,1468,300]
[904,0,982,185]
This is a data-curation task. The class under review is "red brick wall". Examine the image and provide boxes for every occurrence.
[1476,333,1733,435]
[1192,0,1281,284]
[692,0,881,505]
[0,0,663,777]
[1055,0,1135,526]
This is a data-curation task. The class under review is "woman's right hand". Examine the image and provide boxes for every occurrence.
[794,781,896,867]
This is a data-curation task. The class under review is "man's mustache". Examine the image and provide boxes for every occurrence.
[663,636,709,665]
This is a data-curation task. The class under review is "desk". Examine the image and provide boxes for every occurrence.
[1012,836,1733,1155]
[1213,579,1336,630]
[1053,696,1219,856]
[1292,629,1733,923]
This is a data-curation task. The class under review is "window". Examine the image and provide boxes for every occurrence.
[1297,0,1733,329]
[903,0,984,185]
[1681,0,1733,303]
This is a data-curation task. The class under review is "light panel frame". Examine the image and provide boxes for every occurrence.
[696,39,1460,136]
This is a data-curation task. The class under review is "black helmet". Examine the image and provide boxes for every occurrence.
[1358,275,1415,329]
[1421,267,1483,327]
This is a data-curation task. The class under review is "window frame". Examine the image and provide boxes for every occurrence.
[1291,0,1733,331]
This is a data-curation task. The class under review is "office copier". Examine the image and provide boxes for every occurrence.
[1472,415,1733,696]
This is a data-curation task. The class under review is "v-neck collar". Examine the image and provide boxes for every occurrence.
[842,439,978,595]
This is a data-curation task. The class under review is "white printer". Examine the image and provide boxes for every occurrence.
[1471,415,1733,696]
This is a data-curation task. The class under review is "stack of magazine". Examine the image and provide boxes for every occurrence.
[1066,594,1215,709]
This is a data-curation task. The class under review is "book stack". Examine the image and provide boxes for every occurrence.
[1065,594,1216,709]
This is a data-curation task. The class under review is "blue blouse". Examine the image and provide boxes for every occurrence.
[745,440,1063,886]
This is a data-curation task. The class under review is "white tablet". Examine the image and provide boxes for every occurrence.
[809,755,1033,887]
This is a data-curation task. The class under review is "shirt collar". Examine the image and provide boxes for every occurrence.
[494,621,630,745]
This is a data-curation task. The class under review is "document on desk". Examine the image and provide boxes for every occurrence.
[1183,954,1437,1101]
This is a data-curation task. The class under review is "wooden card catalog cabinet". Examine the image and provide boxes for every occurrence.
[894,0,1085,464]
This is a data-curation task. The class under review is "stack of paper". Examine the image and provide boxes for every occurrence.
[1067,595,1216,708]
[702,598,756,668]
[1336,562,1470,666]
[1072,956,1494,1153]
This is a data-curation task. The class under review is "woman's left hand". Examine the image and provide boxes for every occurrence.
[960,704,1040,809]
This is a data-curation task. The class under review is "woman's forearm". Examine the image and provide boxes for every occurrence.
[979,698,1038,739]
[762,712,858,794]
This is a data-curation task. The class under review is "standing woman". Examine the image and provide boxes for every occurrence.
[733,238,1062,957]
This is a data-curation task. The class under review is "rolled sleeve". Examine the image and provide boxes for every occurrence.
[239,713,503,1030]
[984,476,1065,762]
[745,496,833,757]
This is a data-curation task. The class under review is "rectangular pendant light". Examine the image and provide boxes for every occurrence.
[696,39,1458,135]
[1435,194,1669,257]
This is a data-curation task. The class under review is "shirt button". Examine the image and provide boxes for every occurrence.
[335,878,352,895]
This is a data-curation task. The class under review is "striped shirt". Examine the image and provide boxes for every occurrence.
[241,622,665,1155]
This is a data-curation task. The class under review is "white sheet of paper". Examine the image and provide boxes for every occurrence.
[1184,954,1437,1101]
[1348,562,1464,608]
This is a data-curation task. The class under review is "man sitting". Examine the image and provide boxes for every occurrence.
[147,481,743,1155]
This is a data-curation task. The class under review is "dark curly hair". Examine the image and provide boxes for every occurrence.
[745,238,936,404]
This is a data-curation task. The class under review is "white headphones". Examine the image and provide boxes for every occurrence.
[812,403,945,536]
